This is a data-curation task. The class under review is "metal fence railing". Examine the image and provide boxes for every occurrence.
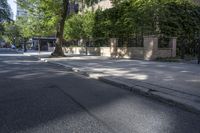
[117,36,143,47]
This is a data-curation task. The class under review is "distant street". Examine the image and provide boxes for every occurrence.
[0,49,200,133]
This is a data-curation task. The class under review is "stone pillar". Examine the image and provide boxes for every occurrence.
[143,36,158,60]
[110,38,118,58]
[169,37,177,57]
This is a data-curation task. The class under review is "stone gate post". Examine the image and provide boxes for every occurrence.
[169,37,177,57]
[143,36,158,60]
[110,38,118,58]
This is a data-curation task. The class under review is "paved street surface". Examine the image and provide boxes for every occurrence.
[0,49,200,133]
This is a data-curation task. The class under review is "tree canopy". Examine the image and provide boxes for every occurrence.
[2,22,21,46]
[0,0,12,38]
[0,0,11,21]
[63,0,200,40]
[17,0,70,56]
[64,11,95,40]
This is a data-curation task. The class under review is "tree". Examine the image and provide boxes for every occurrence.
[64,11,95,40]
[53,0,68,56]
[2,22,21,46]
[0,0,11,21]
[65,14,84,40]
[0,0,11,38]
[18,0,69,56]
[15,17,32,51]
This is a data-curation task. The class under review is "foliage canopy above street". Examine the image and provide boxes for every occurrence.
[17,0,70,56]
[0,0,12,39]
[64,0,200,40]
[0,0,11,21]
[1,0,200,56]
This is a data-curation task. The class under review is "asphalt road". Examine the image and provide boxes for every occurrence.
[0,49,200,133]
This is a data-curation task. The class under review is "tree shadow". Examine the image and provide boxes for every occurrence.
[0,54,200,133]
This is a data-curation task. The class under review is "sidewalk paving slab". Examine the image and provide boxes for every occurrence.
[38,55,200,114]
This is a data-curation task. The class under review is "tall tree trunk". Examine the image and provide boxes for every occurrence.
[52,0,68,57]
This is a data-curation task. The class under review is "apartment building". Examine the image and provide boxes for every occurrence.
[16,3,27,18]
[82,0,113,12]
[83,0,200,12]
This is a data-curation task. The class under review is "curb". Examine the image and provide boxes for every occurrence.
[99,77,200,115]
[41,58,200,115]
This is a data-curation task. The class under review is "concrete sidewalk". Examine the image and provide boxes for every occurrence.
[40,55,200,114]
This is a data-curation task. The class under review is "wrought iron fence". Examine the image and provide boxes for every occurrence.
[117,36,143,47]
[158,36,170,48]
[88,38,110,47]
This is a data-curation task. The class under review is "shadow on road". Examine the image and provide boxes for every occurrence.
[0,53,200,133]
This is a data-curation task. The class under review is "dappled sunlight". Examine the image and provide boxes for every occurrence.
[162,76,175,81]
[3,60,41,65]
[186,79,200,83]
[0,53,200,133]
[124,73,148,80]
[180,70,190,73]
[0,54,27,57]
[46,56,200,97]
[0,70,12,74]
[156,65,166,68]
[9,69,71,80]
[49,57,200,93]
[106,71,149,81]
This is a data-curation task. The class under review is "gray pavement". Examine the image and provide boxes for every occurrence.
[0,50,112,133]
[40,55,200,113]
[1,49,200,133]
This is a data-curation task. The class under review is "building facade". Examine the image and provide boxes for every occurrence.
[16,3,27,18]
[82,0,200,12]
[82,0,112,12]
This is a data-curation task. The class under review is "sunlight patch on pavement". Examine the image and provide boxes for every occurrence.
[0,54,26,57]
[3,60,40,64]
[180,71,190,73]
[186,79,200,83]
[123,74,148,80]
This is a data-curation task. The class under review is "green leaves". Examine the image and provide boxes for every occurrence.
[159,1,200,38]
[65,14,84,39]
[0,0,11,21]
[93,0,200,38]
[64,11,95,39]
[2,22,21,46]
[17,0,64,38]
[15,0,200,43]
[0,0,12,38]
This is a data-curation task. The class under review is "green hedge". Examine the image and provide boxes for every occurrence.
[93,0,200,38]
[65,0,200,41]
